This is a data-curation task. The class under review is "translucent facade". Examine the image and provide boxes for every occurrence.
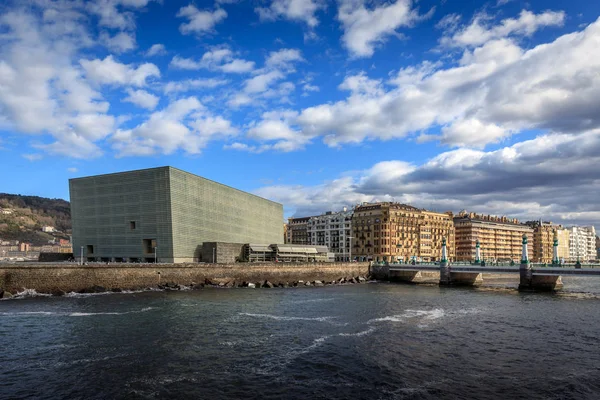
[70,167,283,263]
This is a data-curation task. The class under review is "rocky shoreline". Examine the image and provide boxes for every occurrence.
[0,275,373,298]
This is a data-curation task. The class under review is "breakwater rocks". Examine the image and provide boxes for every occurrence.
[36,276,373,296]
[0,262,370,295]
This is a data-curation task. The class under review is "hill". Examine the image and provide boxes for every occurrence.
[0,193,71,245]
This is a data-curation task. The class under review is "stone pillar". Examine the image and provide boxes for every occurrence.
[475,240,481,264]
[552,232,559,266]
[519,234,533,290]
[439,237,451,285]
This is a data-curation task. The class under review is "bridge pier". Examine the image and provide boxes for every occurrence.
[439,262,483,286]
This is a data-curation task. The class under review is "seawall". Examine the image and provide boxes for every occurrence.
[0,262,370,293]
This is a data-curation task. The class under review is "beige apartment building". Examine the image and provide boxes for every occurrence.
[526,221,570,263]
[351,202,455,262]
[454,211,533,262]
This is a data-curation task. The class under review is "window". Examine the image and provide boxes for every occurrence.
[130,221,136,230]
[86,245,94,254]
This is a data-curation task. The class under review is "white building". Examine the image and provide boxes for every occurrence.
[307,208,353,261]
[42,226,55,233]
[568,226,597,262]
[0,208,13,215]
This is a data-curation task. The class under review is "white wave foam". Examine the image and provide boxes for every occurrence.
[239,312,340,323]
[338,327,377,337]
[7,289,52,299]
[367,307,483,327]
[0,307,156,317]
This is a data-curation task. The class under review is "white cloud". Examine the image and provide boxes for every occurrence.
[170,48,255,73]
[0,8,114,158]
[100,31,136,53]
[227,48,303,107]
[177,5,227,35]
[285,18,600,149]
[164,78,229,94]
[123,88,159,110]
[255,130,600,229]
[338,0,430,57]
[111,97,237,156]
[440,10,565,48]
[67,167,78,173]
[81,55,160,87]
[146,43,166,56]
[244,70,285,93]
[256,0,323,28]
[265,48,304,69]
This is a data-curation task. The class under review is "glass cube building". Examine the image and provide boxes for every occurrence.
[69,167,284,263]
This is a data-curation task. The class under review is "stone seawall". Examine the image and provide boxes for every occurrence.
[0,262,370,294]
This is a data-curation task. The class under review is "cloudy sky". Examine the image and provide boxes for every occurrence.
[1,0,599,229]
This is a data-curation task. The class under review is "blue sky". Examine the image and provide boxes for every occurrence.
[1,0,600,229]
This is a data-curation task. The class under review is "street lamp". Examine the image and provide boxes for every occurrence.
[154,246,158,263]
[80,246,84,265]
[396,243,402,263]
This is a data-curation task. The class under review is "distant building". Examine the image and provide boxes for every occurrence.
[70,166,283,263]
[525,220,570,263]
[568,226,597,262]
[283,223,288,244]
[0,208,13,215]
[18,242,31,252]
[42,226,55,233]
[286,216,311,245]
[454,211,532,262]
[352,202,454,263]
[307,208,353,261]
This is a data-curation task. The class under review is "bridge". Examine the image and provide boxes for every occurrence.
[370,236,600,291]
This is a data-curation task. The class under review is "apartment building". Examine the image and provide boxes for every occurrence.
[454,211,533,262]
[526,220,570,263]
[351,202,454,262]
[306,208,353,261]
[286,217,311,245]
[568,226,597,261]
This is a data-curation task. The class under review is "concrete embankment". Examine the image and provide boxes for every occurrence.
[0,262,370,294]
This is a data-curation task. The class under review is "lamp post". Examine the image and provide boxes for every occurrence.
[396,243,402,263]
[213,247,216,264]
[80,246,84,265]
[154,246,158,264]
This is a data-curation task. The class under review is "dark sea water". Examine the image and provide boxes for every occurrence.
[2,278,600,400]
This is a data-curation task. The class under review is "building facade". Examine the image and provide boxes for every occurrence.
[70,167,283,263]
[454,211,533,262]
[526,221,570,263]
[568,226,597,261]
[286,216,310,244]
[351,202,455,262]
[306,208,353,261]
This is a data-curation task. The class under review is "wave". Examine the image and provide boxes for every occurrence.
[3,289,53,300]
[0,307,157,317]
[367,307,483,326]
[239,312,345,324]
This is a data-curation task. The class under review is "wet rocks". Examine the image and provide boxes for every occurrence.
[247,282,256,288]
[0,290,13,299]
[262,281,274,288]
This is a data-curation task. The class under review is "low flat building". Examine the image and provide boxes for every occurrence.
[243,243,332,262]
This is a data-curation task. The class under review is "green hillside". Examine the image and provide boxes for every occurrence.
[0,193,71,245]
